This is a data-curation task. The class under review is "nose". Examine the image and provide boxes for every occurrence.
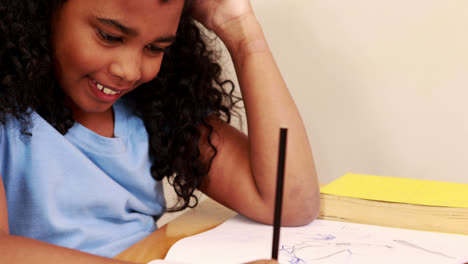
[109,50,142,83]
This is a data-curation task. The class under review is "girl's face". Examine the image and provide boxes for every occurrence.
[51,0,184,115]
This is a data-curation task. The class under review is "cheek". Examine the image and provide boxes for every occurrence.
[56,35,105,82]
[141,56,165,83]
[74,41,107,75]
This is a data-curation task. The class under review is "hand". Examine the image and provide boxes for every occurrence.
[190,0,253,34]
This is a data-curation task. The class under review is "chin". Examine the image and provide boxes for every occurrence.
[72,100,114,115]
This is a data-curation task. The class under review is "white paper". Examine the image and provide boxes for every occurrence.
[165,215,468,264]
[147,260,189,264]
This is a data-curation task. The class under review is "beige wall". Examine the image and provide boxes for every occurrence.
[238,0,468,184]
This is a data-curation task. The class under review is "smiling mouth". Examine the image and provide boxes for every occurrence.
[91,79,121,96]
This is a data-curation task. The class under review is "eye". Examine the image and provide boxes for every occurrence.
[145,44,166,56]
[97,29,123,43]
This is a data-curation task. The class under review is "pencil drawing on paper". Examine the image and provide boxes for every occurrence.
[278,231,455,264]
[393,240,455,260]
[279,232,392,264]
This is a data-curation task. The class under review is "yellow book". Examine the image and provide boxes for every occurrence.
[321,173,468,208]
[318,173,468,235]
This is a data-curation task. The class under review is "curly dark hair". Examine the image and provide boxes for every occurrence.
[0,0,240,212]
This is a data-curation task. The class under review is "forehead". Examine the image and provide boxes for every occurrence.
[59,0,185,35]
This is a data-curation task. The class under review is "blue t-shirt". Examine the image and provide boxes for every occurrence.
[0,99,166,257]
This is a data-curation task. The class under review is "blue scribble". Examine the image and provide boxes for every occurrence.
[279,230,400,263]
[281,245,307,264]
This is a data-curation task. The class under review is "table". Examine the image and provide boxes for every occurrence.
[114,194,468,263]
[114,198,236,263]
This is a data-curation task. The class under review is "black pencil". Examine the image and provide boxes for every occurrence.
[272,128,288,260]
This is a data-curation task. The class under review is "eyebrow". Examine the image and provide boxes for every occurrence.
[96,17,176,43]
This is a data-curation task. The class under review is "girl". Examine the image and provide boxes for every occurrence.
[0,0,319,263]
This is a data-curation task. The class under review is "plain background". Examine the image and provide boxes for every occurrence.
[247,0,468,184]
[158,0,468,225]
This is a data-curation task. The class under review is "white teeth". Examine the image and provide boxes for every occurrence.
[95,81,119,95]
[103,87,117,95]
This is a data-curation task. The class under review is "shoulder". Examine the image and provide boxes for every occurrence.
[0,111,59,147]
[0,114,21,141]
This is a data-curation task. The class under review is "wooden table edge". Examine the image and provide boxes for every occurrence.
[114,198,236,263]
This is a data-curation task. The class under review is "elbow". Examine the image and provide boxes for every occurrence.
[281,189,320,227]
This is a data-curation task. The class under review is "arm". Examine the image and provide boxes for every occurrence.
[0,174,138,264]
[193,1,320,226]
